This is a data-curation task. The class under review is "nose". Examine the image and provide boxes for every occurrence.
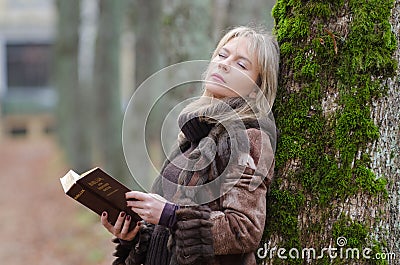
[218,61,230,72]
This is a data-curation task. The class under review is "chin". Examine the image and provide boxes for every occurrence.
[205,86,234,99]
[205,90,225,99]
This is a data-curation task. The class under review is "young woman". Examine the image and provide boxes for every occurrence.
[101,25,280,265]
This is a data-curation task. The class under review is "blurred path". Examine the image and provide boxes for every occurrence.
[0,136,114,264]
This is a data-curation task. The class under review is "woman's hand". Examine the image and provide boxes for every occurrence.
[101,211,142,241]
[126,191,167,225]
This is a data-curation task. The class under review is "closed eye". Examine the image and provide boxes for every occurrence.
[238,62,247,69]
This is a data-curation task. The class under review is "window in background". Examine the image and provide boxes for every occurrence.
[6,43,52,90]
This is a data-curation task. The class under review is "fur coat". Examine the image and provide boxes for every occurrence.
[112,97,276,265]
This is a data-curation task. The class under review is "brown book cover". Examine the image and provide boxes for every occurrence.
[60,167,141,230]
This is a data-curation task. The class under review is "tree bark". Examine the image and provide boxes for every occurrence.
[262,1,399,264]
[373,0,400,260]
[134,0,163,87]
[54,0,91,172]
[226,0,275,29]
[92,0,128,180]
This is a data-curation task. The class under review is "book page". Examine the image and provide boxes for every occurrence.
[60,170,77,192]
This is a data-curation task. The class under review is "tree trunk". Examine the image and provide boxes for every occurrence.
[92,0,128,181]
[226,0,275,30]
[162,0,214,63]
[134,0,163,87]
[117,0,165,189]
[211,0,230,41]
[262,1,399,264]
[54,0,91,172]
[375,0,400,260]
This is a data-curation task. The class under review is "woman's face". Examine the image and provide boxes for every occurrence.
[205,37,259,99]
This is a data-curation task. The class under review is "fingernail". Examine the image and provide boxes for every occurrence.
[120,212,126,217]
[102,212,107,216]
[126,215,131,221]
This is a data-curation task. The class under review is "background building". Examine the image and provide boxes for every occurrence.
[0,0,56,138]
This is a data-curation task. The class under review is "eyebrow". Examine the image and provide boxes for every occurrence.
[220,47,253,66]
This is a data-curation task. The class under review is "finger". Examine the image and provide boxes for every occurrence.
[120,215,132,236]
[114,212,126,233]
[126,221,142,239]
[126,191,147,201]
[149,193,167,203]
[127,199,146,208]
[101,212,114,233]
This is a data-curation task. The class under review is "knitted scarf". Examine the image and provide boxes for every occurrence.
[158,96,276,206]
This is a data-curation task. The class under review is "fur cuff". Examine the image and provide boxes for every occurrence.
[173,205,214,265]
[111,223,155,265]
[112,237,134,265]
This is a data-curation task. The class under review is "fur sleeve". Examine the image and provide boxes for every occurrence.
[111,223,155,265]
[171,205,214,265]
[211,128,275,255]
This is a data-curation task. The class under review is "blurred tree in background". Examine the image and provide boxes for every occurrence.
[54,0,91,172]
[132,0,163,87]
[92,0,128,179]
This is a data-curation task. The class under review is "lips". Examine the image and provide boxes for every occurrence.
[210,73,226,83]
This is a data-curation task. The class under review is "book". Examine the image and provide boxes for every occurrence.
[60,167,141,230]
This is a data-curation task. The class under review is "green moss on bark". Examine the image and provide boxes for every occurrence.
[263,0,397,263]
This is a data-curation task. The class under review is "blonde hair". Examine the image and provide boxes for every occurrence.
[181,25,280,122]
